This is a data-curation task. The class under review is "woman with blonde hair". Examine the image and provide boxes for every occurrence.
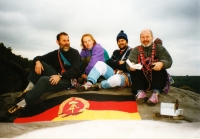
[79,34,109,82]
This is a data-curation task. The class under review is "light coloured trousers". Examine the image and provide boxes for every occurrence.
[87,61,126,89]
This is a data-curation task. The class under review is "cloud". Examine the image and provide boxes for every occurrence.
[0,0,199,75]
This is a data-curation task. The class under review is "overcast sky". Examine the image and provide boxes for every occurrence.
[0,0,199,75]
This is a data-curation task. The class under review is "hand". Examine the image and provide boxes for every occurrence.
[129,62,136,71]
[49,75,61,85]
[82,74,87,79]
[119,60,125,65]
[151,62,163,71]
[35,61,44,74]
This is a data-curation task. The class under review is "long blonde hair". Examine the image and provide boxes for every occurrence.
[81,34,97,49]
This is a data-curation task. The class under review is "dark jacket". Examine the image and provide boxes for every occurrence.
[107,46,131,72]
[33,47,81,80]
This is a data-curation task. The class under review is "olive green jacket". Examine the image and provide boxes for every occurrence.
[127,43,172,71]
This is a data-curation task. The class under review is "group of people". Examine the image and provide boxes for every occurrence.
[6,29,173,115]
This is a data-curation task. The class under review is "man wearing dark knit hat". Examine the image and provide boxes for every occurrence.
[117,30,128,42]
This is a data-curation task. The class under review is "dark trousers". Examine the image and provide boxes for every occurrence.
[130,69,167,95]
[25,62,71,106]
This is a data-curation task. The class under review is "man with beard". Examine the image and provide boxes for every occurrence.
[127,29,172,106]
[76,30,132,91]
[6,32,81,115]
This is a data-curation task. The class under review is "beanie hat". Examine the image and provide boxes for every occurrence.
[116,30,128,42]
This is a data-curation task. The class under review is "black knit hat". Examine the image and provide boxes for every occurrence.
[116,30,128,42]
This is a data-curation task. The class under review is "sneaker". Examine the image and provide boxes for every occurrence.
[147,92,159,106]
[76,83,92,92]
[5,105,24,115]
[135,90,147,104]
[89,83,101,91]
[15,90,29,102]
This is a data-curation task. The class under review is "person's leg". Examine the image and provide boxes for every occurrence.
[6,77,71,115]
[151,69,168,91]
[87,61,114,84]
[101,74,125,89]
[6,62,71,115]
[15,62,58,101]
[25,76,71,106]
[130,70,149,104]
[24,82,34,91]
[147,70,168,106]
[76,61,114,91]
[130,70,149,95]
[27,62,58,84]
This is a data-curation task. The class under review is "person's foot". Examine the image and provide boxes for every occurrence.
[89,83,101,91]
[5,105,24,116]
[76,83,100,92]
[15,90,29,102]
[147,92,159,106]
[135,90,147,104]
[76,83,92,92]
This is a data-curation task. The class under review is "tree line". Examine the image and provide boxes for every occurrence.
[0,43,32,94]
[0,42,199,94]
[171,76,200,94]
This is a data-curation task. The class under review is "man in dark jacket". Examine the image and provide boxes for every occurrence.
[6,32,81,115]
[127,29,173,106]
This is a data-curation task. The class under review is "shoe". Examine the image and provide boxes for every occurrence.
[76,83,100,92]
[88,83,100,91]
[135,90,147,104]
[15,90,29,102]
[5,105,24,115]
[147,92,159,106]
[76,83,92,92]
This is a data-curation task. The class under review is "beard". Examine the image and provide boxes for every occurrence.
[141,41,152,47]
[60,44,70,52]
[119,44,128,50]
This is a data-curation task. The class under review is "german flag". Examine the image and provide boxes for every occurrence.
[14,93,141,123]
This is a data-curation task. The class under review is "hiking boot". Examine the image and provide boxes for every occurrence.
[135,90,147,104]
[147,92,159,106]
[15,90,29,102]
[5,105,24,116]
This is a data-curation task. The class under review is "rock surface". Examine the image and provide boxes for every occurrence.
[0,86,200,138]
[0,86,200,123]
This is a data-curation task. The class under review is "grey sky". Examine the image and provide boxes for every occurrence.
[0,0,199,75]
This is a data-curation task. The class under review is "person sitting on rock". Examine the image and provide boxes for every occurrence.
[6,32,81,115]
[127,29,173,106]
[76,30,132,91]
[79,33,109,84]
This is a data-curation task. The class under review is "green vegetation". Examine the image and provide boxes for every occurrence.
[0,43,32,94]
[171,76,200,94]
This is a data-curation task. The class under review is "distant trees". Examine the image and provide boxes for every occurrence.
[0,43,32,94]
[171,76,200,94]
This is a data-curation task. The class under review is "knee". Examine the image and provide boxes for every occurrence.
[95,61,105,67]
[38,76,50,84]
[40,61,48,67]
[107,75,122,87]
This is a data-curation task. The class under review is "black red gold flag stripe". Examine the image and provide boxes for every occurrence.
[14,93,141,123]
